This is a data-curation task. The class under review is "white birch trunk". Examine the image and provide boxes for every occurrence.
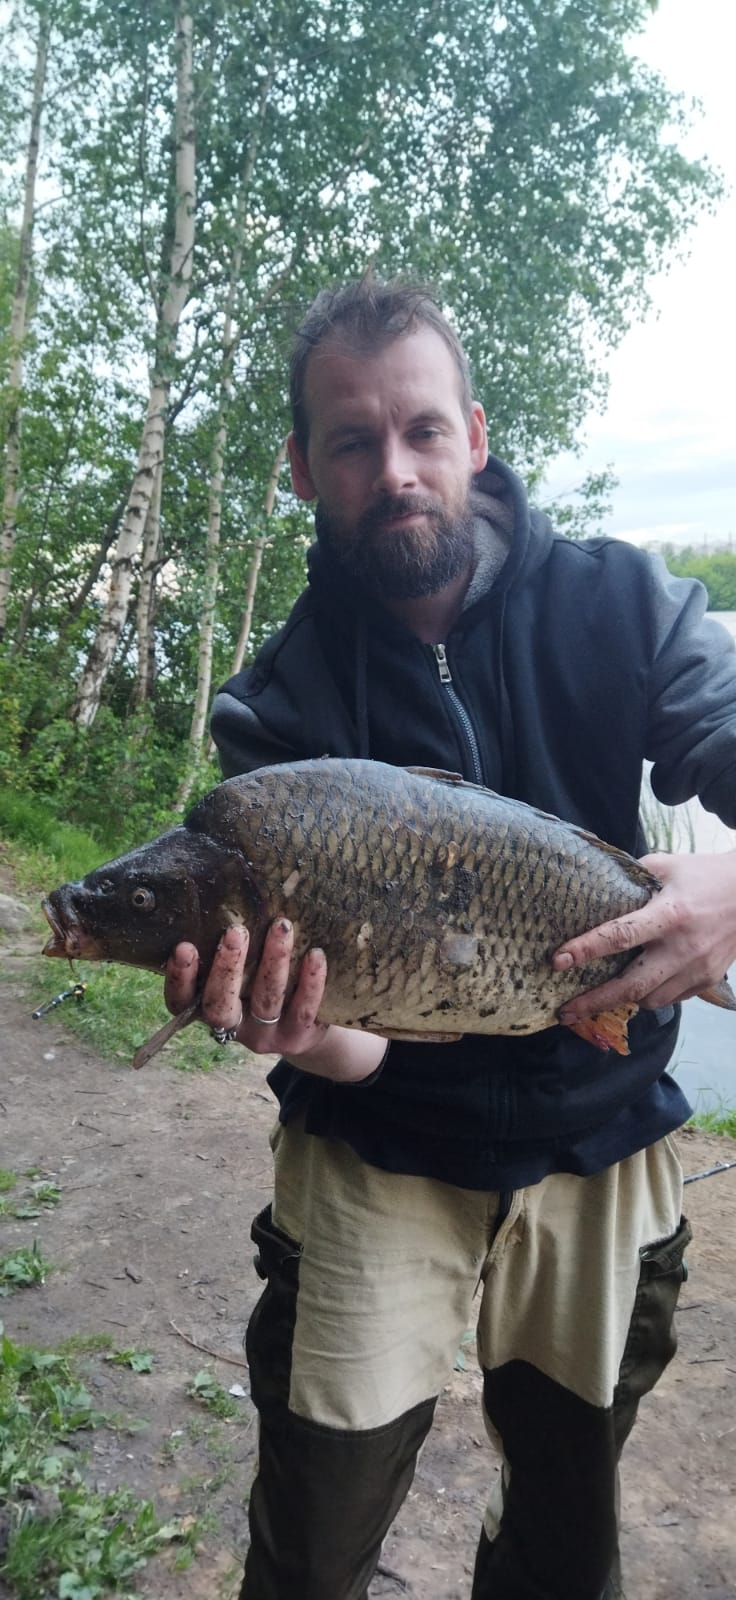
[133,457,164,704]
[72,1,195,727]
[187,396,230,749]
[195,439,287,775]
[230,438,287,680]
[199,437,287,769]
[174,75,277,811]
[0,5,50,640]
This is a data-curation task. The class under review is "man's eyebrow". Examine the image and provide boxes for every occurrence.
[409,408,453,428]
[322,422,374,447]
[322,408,452,446]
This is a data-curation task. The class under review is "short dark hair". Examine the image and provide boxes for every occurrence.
[289,273,473,451]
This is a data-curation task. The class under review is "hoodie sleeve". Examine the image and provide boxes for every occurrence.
[644,555,736,826]
[210,687,300,777]
[209,597,359,777]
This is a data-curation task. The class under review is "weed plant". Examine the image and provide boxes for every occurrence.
[0,1326,194,1597]
[187,1369,240,1420]
[0,1241,51,1294]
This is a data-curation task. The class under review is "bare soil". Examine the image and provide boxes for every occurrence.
[1,918,735,1599]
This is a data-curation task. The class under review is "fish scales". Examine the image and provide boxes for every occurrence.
[42,757,667,1042]
[184,759,653,1035]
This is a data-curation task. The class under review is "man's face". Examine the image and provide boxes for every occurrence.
[288,325,488,599]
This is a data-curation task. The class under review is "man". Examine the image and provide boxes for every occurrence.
[166,276,736,1599]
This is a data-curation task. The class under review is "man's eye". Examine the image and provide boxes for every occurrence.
[336,439,367,454]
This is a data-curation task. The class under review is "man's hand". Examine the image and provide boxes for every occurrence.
[164,919,386,1082]
[552,851,736,1023]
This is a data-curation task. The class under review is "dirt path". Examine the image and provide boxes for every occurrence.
[2,947,735,1598]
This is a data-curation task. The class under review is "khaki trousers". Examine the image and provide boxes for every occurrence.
[240,1120,690,1600]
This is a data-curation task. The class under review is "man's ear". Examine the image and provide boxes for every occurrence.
[287,431,317,501]
[468,403,488,473]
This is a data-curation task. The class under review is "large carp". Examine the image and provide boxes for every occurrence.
[42,758,735,1061]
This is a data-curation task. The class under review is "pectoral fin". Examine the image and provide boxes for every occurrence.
[565,1004,638,1057]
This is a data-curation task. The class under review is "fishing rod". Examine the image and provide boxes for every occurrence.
[683,1158,736,1185]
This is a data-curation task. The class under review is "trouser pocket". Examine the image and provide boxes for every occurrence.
[613,1212,692,1454]
[246,1203,302,1422]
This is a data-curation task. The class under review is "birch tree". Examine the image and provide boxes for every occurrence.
[0,2,51,640]
[0,0,722,812]
[72,0,195,727]
[133,459,164,704]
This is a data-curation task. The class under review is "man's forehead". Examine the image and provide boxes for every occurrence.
[303,325,463,422]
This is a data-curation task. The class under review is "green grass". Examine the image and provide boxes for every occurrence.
[0,1179,61,1220]
[0,1326,195,1598]
[0,786,121,884]
[689,1107,736,1139]
[21,954,234,1073]
[57,1332,114,1358]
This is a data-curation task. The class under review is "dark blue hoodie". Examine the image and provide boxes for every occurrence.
[210,456,736,1189]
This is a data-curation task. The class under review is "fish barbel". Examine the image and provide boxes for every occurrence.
[41,758,735,1059]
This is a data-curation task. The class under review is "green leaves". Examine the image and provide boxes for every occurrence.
[104,1348,154,1373]
[0,0,721,798]
[0,1326,195,1598]
[187,1368,239,1418]
[663,550,736,612]
[0,1240,52,1294]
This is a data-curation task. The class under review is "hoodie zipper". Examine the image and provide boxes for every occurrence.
[432,644,484,785]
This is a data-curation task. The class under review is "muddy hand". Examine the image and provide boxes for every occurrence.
[554,851,736,1021]
[165,922,386,1082]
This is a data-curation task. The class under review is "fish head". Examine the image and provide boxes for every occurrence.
[42,826,261,974]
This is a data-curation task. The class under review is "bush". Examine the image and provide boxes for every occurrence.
[20,707,188,846]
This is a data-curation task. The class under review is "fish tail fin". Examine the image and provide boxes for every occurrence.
[564,1003,637,1057]
[697,977,736,1012]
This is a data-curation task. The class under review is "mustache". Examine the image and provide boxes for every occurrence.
[357,493,444,536]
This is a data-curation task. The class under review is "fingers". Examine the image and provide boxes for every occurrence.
[281,946,328,1035]
[558,957,656,1024]
[169,921,426,1079]
[557,948,715,1024]
[246,918,294,1033]
[246,927,328,1050]
[552,898,673,976]
[202,925,250,1031]
[164,942,200,1015]
[198,918,330,1057]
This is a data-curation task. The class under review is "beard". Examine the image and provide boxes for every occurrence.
[315,491,476,601]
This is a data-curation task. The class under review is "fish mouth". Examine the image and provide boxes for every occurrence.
[41,900,102,961]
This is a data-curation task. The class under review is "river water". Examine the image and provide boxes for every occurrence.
[644,611,736,1113]
[674,986,736,1115]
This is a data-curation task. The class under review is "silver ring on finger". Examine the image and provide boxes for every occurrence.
[249,1008,282,1026]
[211,1009,243,1045]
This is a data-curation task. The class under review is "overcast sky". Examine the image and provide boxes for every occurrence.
[541,0,735,548]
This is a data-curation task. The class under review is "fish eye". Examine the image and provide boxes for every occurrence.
[131,886,156,912]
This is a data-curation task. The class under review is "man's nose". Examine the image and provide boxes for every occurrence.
[372,439,418,496]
